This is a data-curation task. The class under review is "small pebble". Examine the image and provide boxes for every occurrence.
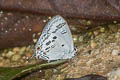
[72,35,78,43]
[90,40,97,49]
[6,51,15,58]
[32,33,36,38]
[93,30,99,36]
[88,32,92,36]
[86,21,91,25]
[112,50,119,56]
[113,21,117,24]
[115,32,120,38]
[13,47,20,52]
[108,24,117,32]
[0,57,3,62]
[86,59,94,66]
[19,47,26,55]
[108,68,120,80]
[11,54,21,61]
[0,61,4,66]
[100,27,105,33]
[20,59,24,63]
[43,20,47,23]
[78,36,83,42]
[48,16,52,19]
[2,59,10,66]
[37,32,41,35]
[70,25,77,31]
[1,52,6,57]
[33,39,37,43]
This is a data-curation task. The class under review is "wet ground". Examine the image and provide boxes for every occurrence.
[0,23,120,80]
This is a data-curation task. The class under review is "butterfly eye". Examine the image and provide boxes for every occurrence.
[37,46,40,51]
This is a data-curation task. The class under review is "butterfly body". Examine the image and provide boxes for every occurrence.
[34,15,77,61]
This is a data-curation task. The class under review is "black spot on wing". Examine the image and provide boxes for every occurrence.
[61,44,64,47]
[45,47,50,50]
[46,41,51,46]
[52,40,55,42]
[52,22,66,33]
[53,36,57,39]
[56,22,66,29]
[52,28,58,33]
[43,52,46,55]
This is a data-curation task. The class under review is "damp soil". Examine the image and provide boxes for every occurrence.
[0,23,120,80]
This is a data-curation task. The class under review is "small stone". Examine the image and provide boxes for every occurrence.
[108,24,117,32]
[113,21,117,24]
[20,59,24,63]
[6,51,15,58]
[13,47,20,52]
[48,16,52,19]
[2,59,10,67]
[1,52,6,57]
[19,47,26,55]
[100,27,105,33]
[43,20,47,23]
[11,54,21,61]
[112,50,119,56]
[115,32,120,38]
[37,32,41,36]
[90,40,97,49]
[108,68,120,80]
[32,33,36,38]
[86,21,91,25]
[88,32,92,36]
[78,36,83,42]
[22,56,26,59]
[86,59,94,66]
[93,30,99,36]
[0,61,4,66]
[70,25,77,31]
[33,39,37,43]
[0,57,3,61]
[53,69,58,73]
[28,28,32,31]
[72,35,78,43]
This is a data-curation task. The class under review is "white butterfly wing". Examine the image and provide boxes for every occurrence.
[34,15,75,61]
[40,15,74,50]
[41,34,71,60]
[38,15,61,43]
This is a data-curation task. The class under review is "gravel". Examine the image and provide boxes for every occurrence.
[0,24,120,80]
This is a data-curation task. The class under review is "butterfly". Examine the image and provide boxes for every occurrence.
[32,15,77,62]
